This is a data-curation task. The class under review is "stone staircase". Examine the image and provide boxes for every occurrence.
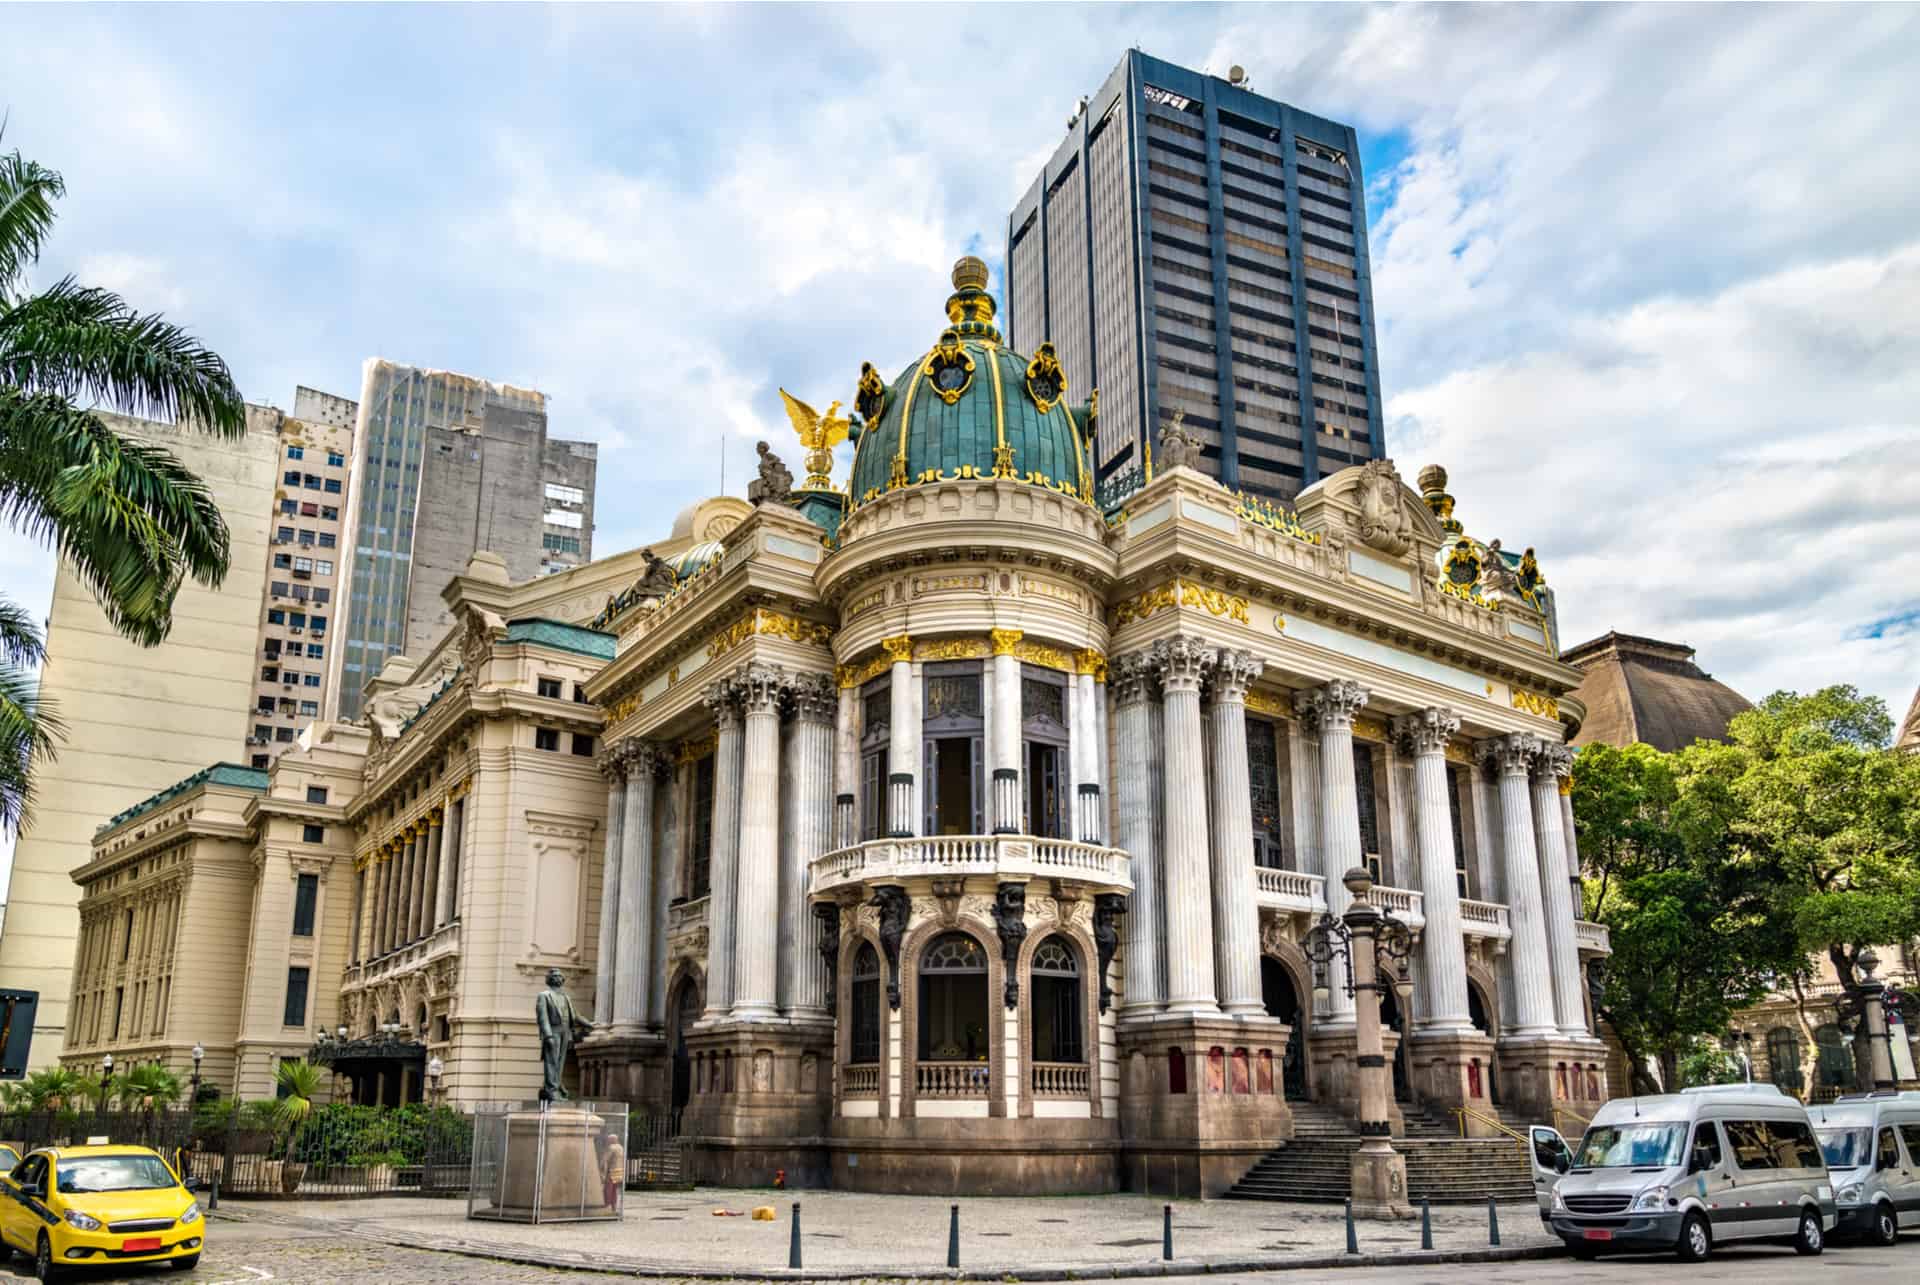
[1224,1101,1538,1205]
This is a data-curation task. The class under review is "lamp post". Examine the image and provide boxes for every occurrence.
[100,1053,114,1120]
[190,1043,204,1104]
[427,1055,444,1106]
[1732,1031,1754,1084]
[1305,867,1415,1218]
[1853,949,1898,1091]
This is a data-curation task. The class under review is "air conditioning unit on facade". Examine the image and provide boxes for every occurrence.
[289,626,303,635]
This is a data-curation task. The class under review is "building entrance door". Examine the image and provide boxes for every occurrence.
[1261,957,1309,1100]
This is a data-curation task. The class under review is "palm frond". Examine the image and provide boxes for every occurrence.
[1,277,245,436]
[0,656,62,835]
[0,388,231,645]
[0,147,64,290]
[0,594,45,667]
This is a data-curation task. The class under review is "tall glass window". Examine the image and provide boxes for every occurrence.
[1353,742,1382,883]
[860,677,890,840]
[1248,717,1284,867]
[918,932,990,1061]
[1030,937,1083,1063]
[1446,762,1472,898]
[924,664,983,835]
[1021,668,1069,838]
[850,944,882,1065]
[689,754,715,898]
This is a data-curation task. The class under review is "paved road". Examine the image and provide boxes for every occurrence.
[1178,1241,1919,1283]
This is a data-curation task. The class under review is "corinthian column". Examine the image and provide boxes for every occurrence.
[883,635,917,836]
[1207,650,1265,1015]
[649,761,682,1025]
[782,674,836,1018]
[369,846,390,955]
[703,679,745,1020]
[1480,734,1557,1037]
[1073,653,1104,843]
[1392,708,1474,1034]
[1113,653,1162,1015]
[1533,745,1588,1038]
[594,756,628,1026]
[989,629,1023,833]
[407,823,430,941]
[421,808,445,936]
[732,664,787,1020]
[1296,679,1370,1025]
[1156,636,1220,1014]
[613,743,658,1030]
[833,681,858,847]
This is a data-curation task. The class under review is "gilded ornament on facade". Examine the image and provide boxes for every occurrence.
[675,731,718,765]
[989,628,1024,655]
[1114,579,1251,626]
[916,638,989,662]
[836,654,891,689]
[1351,715,1389,743]
[1074,649,1108,681]
[1511,689,1560,720]
[706,608,834,661]
[1443,538,1482,589]
[1013,639,1074,673]
[856,361,887,424]
[923,329,975,405]
[1244,687,1288,717]
[1023,343,1067,415]
[880,633,914,664]
[778,389,852,491]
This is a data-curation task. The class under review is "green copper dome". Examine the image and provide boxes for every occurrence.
[847,257,1092,507]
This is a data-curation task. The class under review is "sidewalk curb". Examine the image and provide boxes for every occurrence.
[242,1207,1562,1279]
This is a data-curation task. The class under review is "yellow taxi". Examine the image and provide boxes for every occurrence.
[0,1142,205,1281]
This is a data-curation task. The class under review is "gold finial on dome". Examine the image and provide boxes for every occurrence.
[952,256,990,292]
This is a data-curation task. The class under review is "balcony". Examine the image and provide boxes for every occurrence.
[810,835,1132,898]
[1252,868,1425,931]
[1459,898,1513,945]
[1575,919,1612,957]
[347,921,460,989]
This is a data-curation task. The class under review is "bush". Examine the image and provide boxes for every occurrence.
[291,1103,470,1166]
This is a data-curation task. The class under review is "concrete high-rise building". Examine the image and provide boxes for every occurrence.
[0,407,285,1069]
[1007,51,1385,502]
[247,386,358,768]
[327,360,598,721]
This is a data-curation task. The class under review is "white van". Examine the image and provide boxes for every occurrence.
[1547,1084,1836,1261]
[1810,1089,1920,1245]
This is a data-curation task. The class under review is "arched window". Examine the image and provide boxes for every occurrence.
[850,944,881,1065]
[1030,936,1083,1063]
[1766,1027,1804,1095]
[918,932,989,1061]
[1814,1024,1856,1093]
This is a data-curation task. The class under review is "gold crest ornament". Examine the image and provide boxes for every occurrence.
[923,328,975,405]
[1024,343,1067,415]
[778,389,852,491]
[856,361,887,425]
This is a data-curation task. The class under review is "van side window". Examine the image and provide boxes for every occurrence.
[1689,1122,1723,1172]
[1769,1120,1824,1170]
[1899,1123,1920,1165]
[1724,1120,1778,1170]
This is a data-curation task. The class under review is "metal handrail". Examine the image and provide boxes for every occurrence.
[1552,1105,1592,1136]
[1452,1104,1529,1156]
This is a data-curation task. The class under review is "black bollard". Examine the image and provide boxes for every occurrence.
[1420,1198,1432,1250]
[1162,1203,1172,1261]
[207,1173,219,1212]
[789,1202,802,1269]
[1344,1198,1358,1254]
[1487,1194,1501,1247]
[948,1202,960,1269]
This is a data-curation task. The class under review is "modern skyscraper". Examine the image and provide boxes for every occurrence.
[327,360,598,720]
[1007,51,1385,502]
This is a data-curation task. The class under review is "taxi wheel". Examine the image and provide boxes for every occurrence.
[1793,1209,1824,1255]
[1676,1211,1712,1262]
[1871,1203,1898,1246]
[34,1230,62,1283]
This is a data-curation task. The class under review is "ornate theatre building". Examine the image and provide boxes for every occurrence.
[65,258,1610,1198]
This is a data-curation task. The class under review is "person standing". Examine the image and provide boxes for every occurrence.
[599,1127,626,1210]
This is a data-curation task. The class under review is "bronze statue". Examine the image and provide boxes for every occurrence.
[747,440,795,506]
[536,967,590,1102]
[637,547,677,597]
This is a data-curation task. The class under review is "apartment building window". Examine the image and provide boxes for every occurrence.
[261,666,278,682]
[274,553,292,568]
[316,560,333,576]
[264,640,280,659]
[252,753,269,769]
[304,674,320,688]
[287,446,304,460]
[572,733,595,757]
[306,785,329,804]
[302,474,321,490]
[254,724,272,741]
[312,588,330,604]
[299,700,318,716]
[544,482,585,505]
[545,508,584,529]
[283,966,310,1027]
[282,470,301,485]
[534,728,561,752]
[270,580,289,597]
[327,451,345,467]
[256,696,274,714]
[276,525,295,542]
[297,529,315,546]
[293,556,313,573]
[302,823,324,843]
[324,478,342,493]
[321,505,338,520]
[310,615,327,632]
[543,533,581,555]
[292,874,319,936]
[537,677,563,699]
[288,611,307,628]
[268,609,285,625]
[300,502,318,516]
[318,532,336,548]
[280,498,297,515]
[306,643,323,658]
[276,727,296,743]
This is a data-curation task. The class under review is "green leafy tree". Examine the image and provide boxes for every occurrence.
[0,138,244,832]
[1573,742,1800,1092]
[114,1063,183,1111]
[272,1059,324,1166]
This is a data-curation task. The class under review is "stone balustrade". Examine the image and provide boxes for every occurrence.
[843,1064,880,1096]
[1459,898,1514,942]
[1574,919,1612,956]
[810,835,1133,898]
[1031,1062,1091,1097]
[916,1061,991,1098]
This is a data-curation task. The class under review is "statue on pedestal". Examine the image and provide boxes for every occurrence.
[537,968,590,1102]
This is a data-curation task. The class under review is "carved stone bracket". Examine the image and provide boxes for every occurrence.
[871,885,910,1010]
[992,881,1029,1010]
[1092,893,1126,1014]
[813,902,841,1014]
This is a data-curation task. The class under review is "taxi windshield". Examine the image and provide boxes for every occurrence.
[56,1155,178,1193]
[1572,1122,1687,1168]
[1817,1127,1871,1167]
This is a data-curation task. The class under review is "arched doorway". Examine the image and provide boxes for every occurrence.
[668,976,702,1113]
[1767,1026,1804,1097]
[1378,986,1411,1103]
[918,933,990,1062]
[1814,1023,1856,1099]
[1262,957,1309,1100]
[1468,980,1501,1106]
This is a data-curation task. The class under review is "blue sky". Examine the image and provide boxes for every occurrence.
[2,2,1916,748]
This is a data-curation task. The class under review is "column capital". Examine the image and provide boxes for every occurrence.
[737,662,789,715]
[1206,648,1261,703]
[1478,732,1541,777]
[1109,650,1159,707]
[1151,635,1217,694]
[704,676,744,729]
[881,633,914,664]
[788,671,837,725]
[1293,678,1370,730]
[428,807,445,827]
[1537,743,1576,782]
[629,739,670,777]
[1074,648,1108,681]
[989,628,1024,656]
[1392,706,1462,757]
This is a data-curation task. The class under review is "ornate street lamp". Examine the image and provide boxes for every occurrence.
[1853,949,1898,1090]
[100,1053,114,1119]
[426,1055,445,1106]
[190,1042,204,1104]
[1304,867,1415,1218]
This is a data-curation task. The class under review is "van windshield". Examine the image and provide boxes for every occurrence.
[1817,1128,1870,1167]
[1572,1122,1687,1168]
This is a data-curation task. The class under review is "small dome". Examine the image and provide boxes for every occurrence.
[847,258,1092,506]
[673,541,724,579]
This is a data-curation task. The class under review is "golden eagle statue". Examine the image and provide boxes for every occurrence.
[779,389,852,490]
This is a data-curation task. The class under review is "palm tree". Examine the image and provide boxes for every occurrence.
[114,1063,183,1111]
[0,138,244,832]
[273,1058,324,1168]
[19,1066,87,1111]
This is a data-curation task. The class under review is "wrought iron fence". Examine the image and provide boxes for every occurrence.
[626,1109,690,1189]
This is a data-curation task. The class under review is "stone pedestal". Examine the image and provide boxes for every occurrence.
[1306,1027,1407,1135]
[1116,1013,1293,1198]
[1350,1139,1413,1219]
[1496,1035,1609,1126]
[491,1107,617,1222]
[682,1018,835,1187]
[575,1031,671,1112]
[1407,1031,1498,1133]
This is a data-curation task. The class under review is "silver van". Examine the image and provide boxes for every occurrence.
[1812,1089,1920,1244]
[1547,1084,1836,1261]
